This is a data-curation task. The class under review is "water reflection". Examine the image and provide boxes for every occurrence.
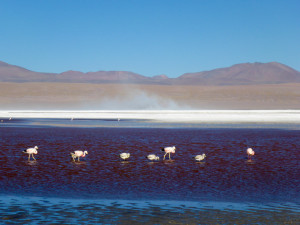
[25,161,38,166]
[71,161,87,165]
[163,160,175,164]
[196,162,206,169]
[246,159,255,164]
[147,162,159,166]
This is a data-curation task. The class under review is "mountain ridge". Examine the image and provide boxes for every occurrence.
[0,61,300,85]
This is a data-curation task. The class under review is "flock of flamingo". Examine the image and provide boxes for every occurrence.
[23,145,255,162]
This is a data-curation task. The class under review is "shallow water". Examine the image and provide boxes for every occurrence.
[0,122,299,223]
[0,196,299,224]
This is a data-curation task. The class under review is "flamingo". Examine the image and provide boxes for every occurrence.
[120,153,130,161]
[23,146,38,161]
[194,154,206,162]
[247,148,255,160]
[70,150,88,162]
[161,146,176,160]
[147,154,159,161]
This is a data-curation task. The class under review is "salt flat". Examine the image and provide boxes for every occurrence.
[1,110,300,123]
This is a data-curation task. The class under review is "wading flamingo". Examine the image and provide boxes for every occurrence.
[70,150,88,162]
[247,148,255,160]
[194,153,206,162]
[161,146,176,160]
[147,154,159,161]
[120,153,130,161]
[23,146,38,161]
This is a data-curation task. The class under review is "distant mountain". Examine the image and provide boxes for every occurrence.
[0,61,159,84]
[176,62,300,85]
[57,70,155,84]
[0,61,56,82]
[0,61,300,85]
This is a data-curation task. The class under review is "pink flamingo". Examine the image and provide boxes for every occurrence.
[161,146,176,160]
[247,148,255,160]
[70,150,88,162]
[147,154,159,161]
[23,146,38,161]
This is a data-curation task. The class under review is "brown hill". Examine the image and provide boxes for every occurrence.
[0,61,157,84]
[0,61,300,85]
[57,70,156,84]
[0,61,56,82]
[177,62,300,85]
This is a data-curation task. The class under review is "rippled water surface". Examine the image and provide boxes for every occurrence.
[0,121,299,223]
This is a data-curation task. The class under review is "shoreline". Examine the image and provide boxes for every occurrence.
[1,110,300,124]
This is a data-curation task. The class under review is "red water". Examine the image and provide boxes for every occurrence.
[1,126,299,204]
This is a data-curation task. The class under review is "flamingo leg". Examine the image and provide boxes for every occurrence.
[78,157,80,162]
[28,154,30,161]
[32,154,36,160]
[169,152,171,160]
[163,152,167,160]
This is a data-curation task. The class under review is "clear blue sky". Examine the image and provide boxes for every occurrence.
[1,0,299,78]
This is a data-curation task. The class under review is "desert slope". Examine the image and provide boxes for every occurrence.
[0,82,299,110]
